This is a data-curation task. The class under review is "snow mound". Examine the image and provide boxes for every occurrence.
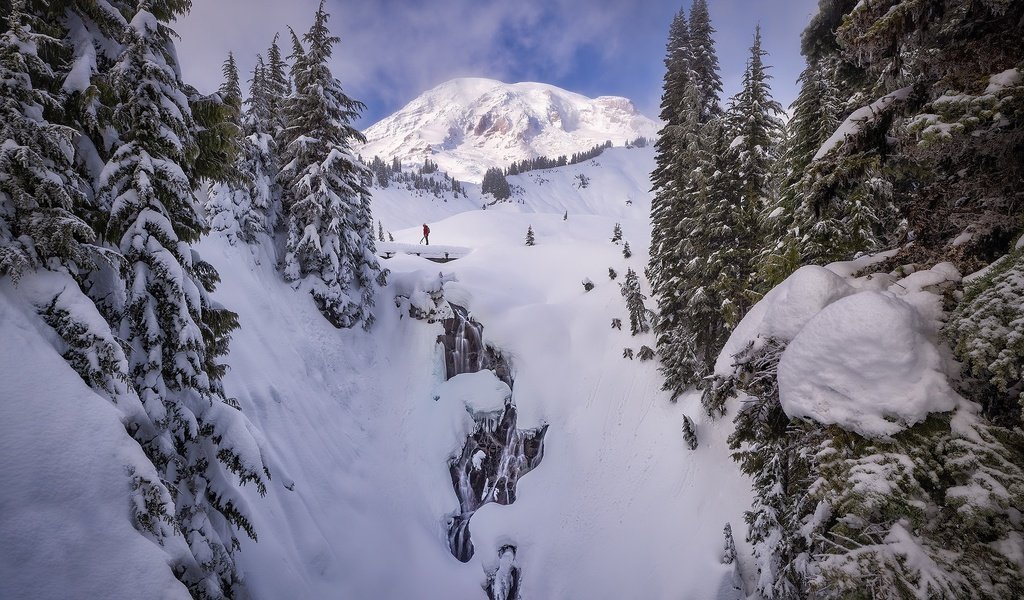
[777,291,959,437]
[715,265,855,375]
[438,371,512,415]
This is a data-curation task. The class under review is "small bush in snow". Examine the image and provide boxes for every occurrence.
[582,278,594,292]
[622,348,634,360]
[608,267,618,280]
[611,318,622,330]
[638,345,655,361]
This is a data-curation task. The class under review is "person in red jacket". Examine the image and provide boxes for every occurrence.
[420,223,430,245]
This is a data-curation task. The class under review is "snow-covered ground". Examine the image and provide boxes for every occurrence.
[187,204,753,597]
[196,145,754,598]
[371,145,655,234]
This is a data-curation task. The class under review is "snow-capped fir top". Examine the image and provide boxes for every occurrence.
[359,77,659,183]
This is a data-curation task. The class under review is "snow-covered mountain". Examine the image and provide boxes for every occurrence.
[359,77,660,183]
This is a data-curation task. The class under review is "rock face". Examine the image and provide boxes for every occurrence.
[438,303,546,563]
[359,77,659,183]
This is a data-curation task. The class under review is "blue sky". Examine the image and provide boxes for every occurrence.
[174,0,820,128]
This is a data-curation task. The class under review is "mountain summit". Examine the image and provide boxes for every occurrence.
[359,77,659,182]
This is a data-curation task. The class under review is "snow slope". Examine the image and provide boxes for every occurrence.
[0,279,190,600]
[192,207,754,598]
[359,78,659,183]
[370,145,655,235]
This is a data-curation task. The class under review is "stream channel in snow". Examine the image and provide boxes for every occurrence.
[438,303,548,586]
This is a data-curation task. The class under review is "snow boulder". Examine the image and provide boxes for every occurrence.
[715,265,855,375]
[777,291,959,437]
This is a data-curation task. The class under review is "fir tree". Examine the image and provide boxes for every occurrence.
[278,0,386,329]
[755,57,843,292]
[727,27,784,224]
[662,116,742,402]
[637,345,655,361]
[622,241,632,259]
[378,220,385,242]
[525,225,535,246]
[99,4,268,596]
[206,53,266,245]
[611,222,622,243]
[0,3,93,281]
[563,210,567,221]
[687,0,723,120]
[608,267,617,280]
[649,8,693,301]
[482,167,511,200]
[722,523,737,564]
[621,268,649,336]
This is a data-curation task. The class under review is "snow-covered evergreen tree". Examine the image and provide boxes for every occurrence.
[755,56,843,292]
[240,53,283,239]
[622,241,632,259]
[620,268,649,336]
[649,1,725,401]
[649,8,692,300]
[725,308,1024,598]
[727,26,784,231]
[0,3,94,281]
[278,0,385,329]
[99,5,269,595]
[947,247,1024,426]
[687,0,723,121]
[611,222,622,244]
[482,167,511,200]
[264,32,292,132]
[722,523,737,564]
[206,52,268,245]
[525,225,535,246]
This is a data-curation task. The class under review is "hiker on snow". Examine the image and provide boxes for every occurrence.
[421,223,430,245]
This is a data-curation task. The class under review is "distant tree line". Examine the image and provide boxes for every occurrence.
[365,155,467,198]
[505,140,613,176]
